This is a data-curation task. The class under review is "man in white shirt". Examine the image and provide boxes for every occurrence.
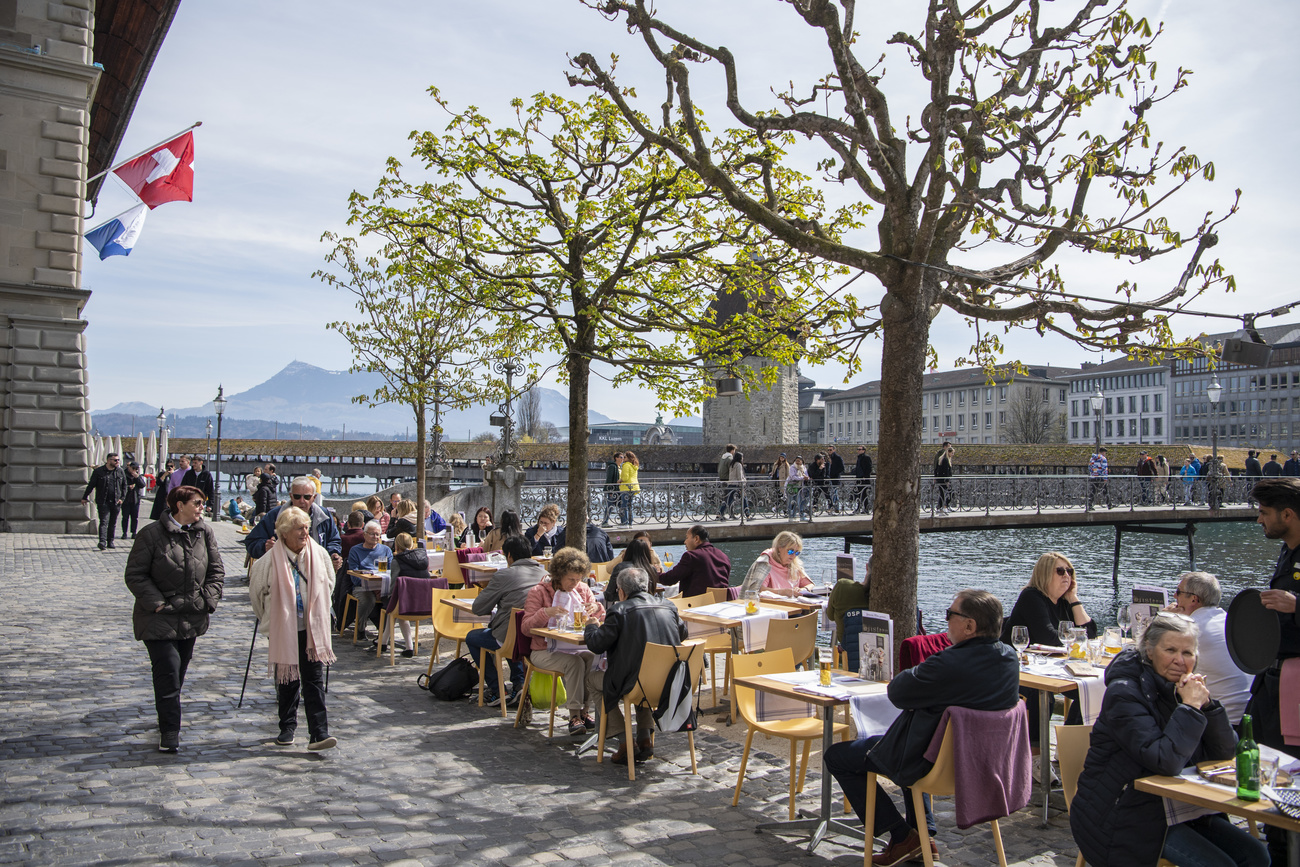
[1170,570,1252,726]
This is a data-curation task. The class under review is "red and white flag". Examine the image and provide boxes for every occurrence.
[113,131,195,209]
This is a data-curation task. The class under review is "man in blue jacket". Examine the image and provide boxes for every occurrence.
[824,590,1020,866]
[245,477,342,570]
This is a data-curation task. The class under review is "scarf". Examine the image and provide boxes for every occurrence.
[761,548,807,590]
[267,541,336,683]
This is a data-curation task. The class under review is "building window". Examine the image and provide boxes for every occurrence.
[1071,400,1079,418]
[1128,396,1137,414]
[985,412,992,429]
[921,417,927,431]
[1129,419,1137,436]
[999,386,1007,402]
[998,411,1006,424]
[945,392,952,407]
[1106,420,1113,437]
[864,421,870,435]
[1141,394,1150,413]
[1154,393,1162,412]
[1072,422,1079,438]
[1082,420,1090,438]
[1141,418,1149,437]
[944,415,952,430]
[1154,418,1163,437]
[985,388,993,404]
[932,416,938,430]
[958,391,965,407]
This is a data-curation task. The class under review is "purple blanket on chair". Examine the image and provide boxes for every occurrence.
[923,703,1031,829]
[385,576,437,616]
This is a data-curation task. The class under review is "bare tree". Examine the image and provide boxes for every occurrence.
[572,0,1236,642]
[518,387,545,441]
[1007,385,1065,444]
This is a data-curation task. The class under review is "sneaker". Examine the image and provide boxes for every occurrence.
[275,728,296,746]
[158,731,179,753]
[568,718,587,736]
[870,831,924,867]
[483,690,503,707]
[505,686,521,708]
[307,736,337,751]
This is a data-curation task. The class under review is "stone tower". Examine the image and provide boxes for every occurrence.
[700,269,801,446]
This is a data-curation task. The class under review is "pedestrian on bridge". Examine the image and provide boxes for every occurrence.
[826,444,845,512]
[934,443,955,515]
[1087,447,1110,511]
[853,446,873,513]
[618,451,640,526]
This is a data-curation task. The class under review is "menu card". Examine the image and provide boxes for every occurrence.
[856,611,894,683]
[1131,584,1169,607]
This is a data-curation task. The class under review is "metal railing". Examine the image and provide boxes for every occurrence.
[516,473,1257,526]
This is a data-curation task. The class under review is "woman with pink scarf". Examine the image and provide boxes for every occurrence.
[250,506,338,750]
[739,530,813,598]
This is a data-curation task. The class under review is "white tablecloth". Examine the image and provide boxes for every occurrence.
[686,602,789,651]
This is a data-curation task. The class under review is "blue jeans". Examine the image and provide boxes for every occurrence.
[619,492,635,525]
[787,486,810,519]
[465,628,521,694]
[824,736,935,841]
[1162,814,1268,867]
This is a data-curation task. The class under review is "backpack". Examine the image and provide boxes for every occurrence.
[418,656,477,701]
[646,648,698,733]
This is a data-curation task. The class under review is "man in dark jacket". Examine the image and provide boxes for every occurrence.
[601,453,623,526]
[182,457,215,507]
[1264,454,1283,477]
[826,444,846,512]
[82,452,127,550]
[825,589,1019,866]
[468,535,545,705]
[245,478,342,569]
[1245,450,1263,483]
[853,446,873,513]
[1136,451,1156,505]
[254,466,278,518]
[1286,451,1300,477]
[554,522,614,563]
[585,566,687,765]
[656,525,732,598]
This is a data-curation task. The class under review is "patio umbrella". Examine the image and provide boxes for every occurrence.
[135,432,145,468]
[159,429,169,475]
[145,432,157,475]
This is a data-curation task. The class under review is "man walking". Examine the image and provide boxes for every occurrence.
[716,444,736,519]
[853,446,873,514]
[826,444,846,512]
[82,452,127,550]
[1087,446,1110,511]
[1136,451,1155,505]
[1264,454,1283,478]
[183,457,214,509]
[934,443,954,515]
[602,452,623,527]
[1285,451,1300,477]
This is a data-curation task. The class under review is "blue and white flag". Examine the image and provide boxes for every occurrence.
[85,203,148,260]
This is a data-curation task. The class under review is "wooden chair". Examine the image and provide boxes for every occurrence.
[670,593,732,712]
[732,648,849,819]
[478,608,522,718]
[865,706,1029,867]
[376,575,436,665]
[763,616,817,668]
[442,555,465,588]
[1055,724,1093,867]
[339,592,360,643]
[514,647,570,738]
[426,586,482,676]
[592,560,615,586]
[669,593,713,611]
[597,640,707,781]
[706,586,729,604]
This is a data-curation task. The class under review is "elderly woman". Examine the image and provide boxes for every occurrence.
[125,484,225,753]
[521,548,606,736]
[1071,613,1267,867]
[1001,551,1096,752]
[740,530,813,597]
[250,506,338,750]
[345,520,392,645]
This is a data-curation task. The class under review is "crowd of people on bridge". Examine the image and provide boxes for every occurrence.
[111,463,1300,867]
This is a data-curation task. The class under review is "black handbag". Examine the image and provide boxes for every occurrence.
[418,656,477,701]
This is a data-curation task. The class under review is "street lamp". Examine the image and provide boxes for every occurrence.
[1089,388,1104,512]
[156,408,166,476]
[212,386,226,521]
[205,419,212,462]
[1207,376,1223,509]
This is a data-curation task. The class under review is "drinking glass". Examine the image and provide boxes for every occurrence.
[1058,620,1075,647]
[1102,626,1124,656]
[744,590,760,616]
[1261,755,1280,789]
[376,557,388,572]
[1069,628,1089,660]
[572,610,586,631]
[542,546,552,559]
[1011,625,1030,659]
[818,647,834,687]
[1116,604,1131,639]
[663,552,674,569]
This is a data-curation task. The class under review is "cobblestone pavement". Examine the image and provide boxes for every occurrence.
[0,524,1081,866]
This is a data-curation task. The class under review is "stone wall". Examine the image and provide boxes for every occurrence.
[701,359,800,446]
[0,0,99,533]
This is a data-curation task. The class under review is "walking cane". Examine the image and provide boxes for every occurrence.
[325,664,330,694]
[238,617,258,708]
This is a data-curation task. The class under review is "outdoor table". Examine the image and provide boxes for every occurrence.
[1136,773,1300,867]
[346,569,388,594]
[440,596,491,625]
[733,669,889,853]
[460,561,500,586]
[681,602,791,722]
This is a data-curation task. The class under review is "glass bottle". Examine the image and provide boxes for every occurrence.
[1237,714,1260,802]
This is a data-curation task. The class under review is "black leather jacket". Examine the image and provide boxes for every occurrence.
[583,590,687,712]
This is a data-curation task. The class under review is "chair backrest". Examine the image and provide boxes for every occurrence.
[706,587,729,604]
[442,555,464,587]
[630,640,707,707]
[731,647,797,725]
[914,701,1029,797]
[390,575,436,617]
[455,546,486,563]
[764,616,817,666]
[669,593,713,611]
[899,633,952,669]
[501,607,523,661]
[592,561,615,585]
[430,587,459,632]
[1055,724,1094,810]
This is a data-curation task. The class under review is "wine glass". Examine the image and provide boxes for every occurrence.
[1116,604,1131,640]
[1011,625,1030,659]
[662,551,674,570]
[1058,620,1075,647]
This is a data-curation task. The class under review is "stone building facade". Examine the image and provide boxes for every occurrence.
[702,359,800,446]
[0,1,99,532]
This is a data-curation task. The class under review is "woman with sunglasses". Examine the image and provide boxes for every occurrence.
[740,530,813,598]
[1001,551,1096,762]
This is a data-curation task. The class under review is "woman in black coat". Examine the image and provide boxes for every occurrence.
[1070,613,1266,867]
[254,472,278,518]
[148,460,174,521]
[124,485,225,753]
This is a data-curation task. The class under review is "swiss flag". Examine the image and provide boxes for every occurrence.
[113,132,195,209]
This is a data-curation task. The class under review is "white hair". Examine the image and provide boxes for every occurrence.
[291,476,316,492]
[364,520,382,534]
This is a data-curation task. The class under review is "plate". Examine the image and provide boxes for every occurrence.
[1225,589,1281,675]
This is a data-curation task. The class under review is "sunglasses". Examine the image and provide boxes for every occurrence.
[786,548,801,557]
[1055,566,1075,577]
[945,609,973,621]
[291,493,314,500]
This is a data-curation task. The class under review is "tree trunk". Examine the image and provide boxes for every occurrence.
[872,277,931,653]
[566,349,591,553]
[414,401,426,543]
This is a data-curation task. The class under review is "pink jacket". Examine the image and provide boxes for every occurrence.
[521,580,604,651]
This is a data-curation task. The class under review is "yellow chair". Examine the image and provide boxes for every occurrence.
[426,586,482,676]
[732,648,849,820]
[479,607,522,718]
[670,593,733,712]
[442,554,466,588]
[763,616,817,668]
[592,561,615,586]
[597,640,707,781]
[339,593,359,642]
[669,593,713,611]
[1055,724,1093,867]
[864,708,1028,867]
[376,576,436,665]
[706,587,730,604]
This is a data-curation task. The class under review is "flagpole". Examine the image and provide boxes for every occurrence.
[86,121,202,185]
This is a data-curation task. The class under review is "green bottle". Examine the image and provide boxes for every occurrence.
[1237,714,1260,802]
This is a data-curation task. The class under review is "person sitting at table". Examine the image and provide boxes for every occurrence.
[366,495,389,534]
[447,512,469,549]
[554,520,614,564]
[386,500,420,541]
[1070,612,1267,867]
[824,590,1020,867]
[828,556,871,648]
[657,525,731,599]
[739,530,812,598]
[334,511,367,630]
[1001,551,1095,759]
[522,547,606,735]
[1167,571,1252,727]
[345,521,391,644]
[584,565,687,766]
[423,502,448,536]
[524,503,563,556]
[381,532,427,657]
[481,509,522,554]
[610,531,663,573]
[467,507,493,546]
[468,535,545,708]
[605,538,659,605]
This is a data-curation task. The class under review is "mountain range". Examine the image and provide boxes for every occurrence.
[90,361,700,439]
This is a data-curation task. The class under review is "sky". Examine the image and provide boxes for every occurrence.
[82,0,1300,427]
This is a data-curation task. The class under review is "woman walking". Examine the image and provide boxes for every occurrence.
[619,451,640,526]
[124,485,225,753]
[249,506,338,750]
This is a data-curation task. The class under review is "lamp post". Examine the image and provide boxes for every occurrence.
[1207,376,1223,509]
[205,419,212,462]
[212,386,226,521]
[156,408,166,476]
[1089,388,1104,512]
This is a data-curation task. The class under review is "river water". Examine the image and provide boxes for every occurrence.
[653,519,1279,634]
